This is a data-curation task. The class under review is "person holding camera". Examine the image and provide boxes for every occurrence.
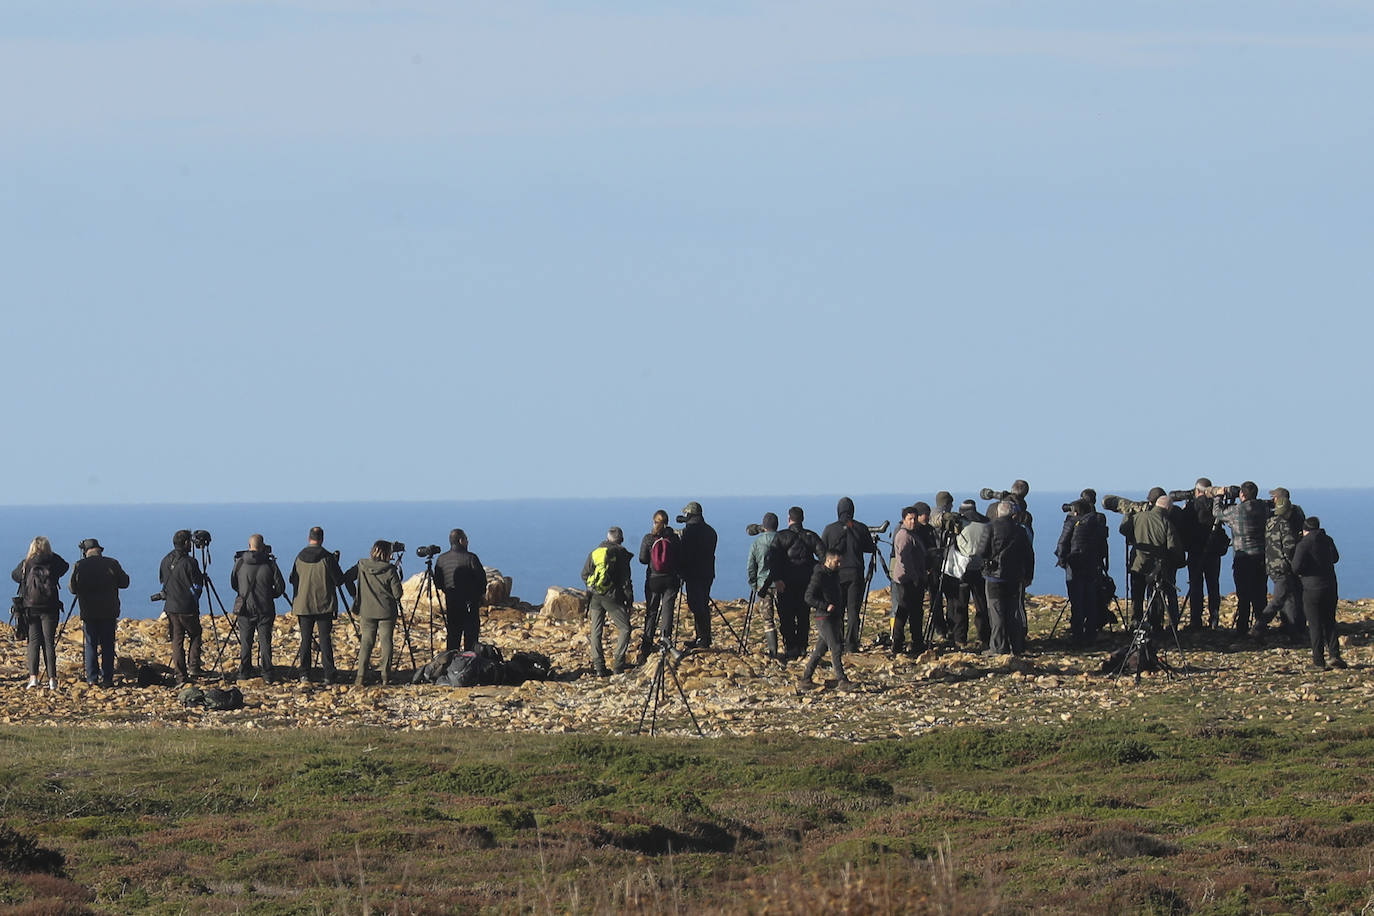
[1180,478,1225,629]
[1121,493,1184,629]
[434,529,486,652]
[1055,500,1108,645]
[951,500,991,647]
[1215,481,1271,632]
[581,526,635,676]
[12,536,70,690]
[345,540,405,685]
[678,502,717,649]
[289,526,347,684]
[636,510,681,661]
[889,506,927,655]
[745,512,780,658]
[68,538,129,688]
[1256,487,1307,639]
[230,534,285,682]
[925,492,959,640]
[1291,516,1344,670]
[797,548,852,691]
[159,529,206,684]
[979,501,1034,656]
[822,497,877,652]
[765,506,823,660]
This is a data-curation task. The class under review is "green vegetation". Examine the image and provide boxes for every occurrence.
[1,716,1373,913]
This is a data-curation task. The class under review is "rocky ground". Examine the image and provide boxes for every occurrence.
[3,577,1373,740]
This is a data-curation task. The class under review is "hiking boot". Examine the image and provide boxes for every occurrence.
[795,675,816,693]
[835,679,855,692]
[1330,657,1349,670]
[1312,656,1329,670]
[593,665,611,678]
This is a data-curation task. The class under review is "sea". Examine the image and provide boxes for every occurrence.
[1,491,1367,620]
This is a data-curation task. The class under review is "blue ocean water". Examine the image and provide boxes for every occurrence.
[1,491,1367,620]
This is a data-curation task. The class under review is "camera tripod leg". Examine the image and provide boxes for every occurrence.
[736,588,756,655]
[1048,597,1070,641]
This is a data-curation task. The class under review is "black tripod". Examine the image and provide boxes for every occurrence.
[859,533,892,647]
[635,641,704,736]
[922,527,958,649]
[394,552,426,672]
[735,586,757,655]
[1112,575,1186,682]
[195,542,231,676]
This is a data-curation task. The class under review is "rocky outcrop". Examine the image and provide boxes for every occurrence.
[541,586,588,621]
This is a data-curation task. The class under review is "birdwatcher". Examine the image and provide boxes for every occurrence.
[581,526,634,676]
[68,537,129,688]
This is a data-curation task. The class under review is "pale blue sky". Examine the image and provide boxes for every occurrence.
[3,1,1369,505]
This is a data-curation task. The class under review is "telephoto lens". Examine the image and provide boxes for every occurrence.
[415,545,441,559]
[745,523,764,536]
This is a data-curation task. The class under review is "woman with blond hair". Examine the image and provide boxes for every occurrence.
[344,540,405,685]
[11,536,70,689]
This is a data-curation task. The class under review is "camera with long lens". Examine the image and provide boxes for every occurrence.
[979,488,1013,502]
[868,520,890,535]
[1167,490,1194,503]
[389,541,406,556]
[1061,502,1077,513]
[192,530,212,549]
[1102,494,1150,515]
[745,523,765,536]
[150,591,165,602]
[415,545,441,559]
[675,515,689,525]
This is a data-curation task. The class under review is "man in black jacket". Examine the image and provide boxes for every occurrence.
[434,529,486,652]
[1181,478,1224,629]
[798,548,851,691]
[821,497,876,652]
[980,501,1034,655]
[1292,516,1344,669]
[69,538,129,688]
[231,534,286,682]
[289,527,347,684]
[159,529,206,684]
[678,502,717,649]
[581,526,635,676]
[766,506,823,660]
[1055,500,1108,645]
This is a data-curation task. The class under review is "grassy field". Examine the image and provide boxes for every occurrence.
[2,704,1374,915]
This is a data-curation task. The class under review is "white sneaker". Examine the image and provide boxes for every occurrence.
[47,679,58,690]
[25,676,38,689]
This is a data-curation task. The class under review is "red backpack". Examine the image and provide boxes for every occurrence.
[650,536,676,574]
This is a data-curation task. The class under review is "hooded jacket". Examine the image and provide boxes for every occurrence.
[69,553,130,620]
[231,549,286,619]
[347,557,405,620]
[289,545,345,617]
[158,548,204,615]
[821,498,875,573]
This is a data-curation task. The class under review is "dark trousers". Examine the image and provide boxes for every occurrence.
[985,579,1024,655]
[641,575,680,656]
[927,574,954,637]
[82,617,116,684]
[443,594,480,652]
[1186,550,1222,626]
[358,617,395,682]
[26,610,58,679]
[890,579,924,652]
[236,614,274,674]
[951,573,988,645]
[1259,573,1305,633]
[168,612,203,677]
[803,614,847,682]
[1231,553,1267,631]
[1066,567,1100,643]
[839,570,865,651]
[297,614,335,680]
[1304,582,1340,663]
[684,577,713,647]
[776,577,810,658]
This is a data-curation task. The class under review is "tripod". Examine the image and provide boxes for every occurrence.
[922,528,958,649]
[859,536,892,647]
[394,553,426,672]
[635,641,704,736]
[1112,575,1186,682]
[195,543,231,676]
[735,587,757,655]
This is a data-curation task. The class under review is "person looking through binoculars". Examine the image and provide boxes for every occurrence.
[69,538,129,688]
[434,529,485,652]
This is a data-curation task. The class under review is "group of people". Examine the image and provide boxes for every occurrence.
[8,527,489,689]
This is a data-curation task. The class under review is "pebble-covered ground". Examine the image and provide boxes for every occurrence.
[4,577,1372,739]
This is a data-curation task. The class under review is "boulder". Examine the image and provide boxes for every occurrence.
[542,587,588,621]
[484,566,513,605]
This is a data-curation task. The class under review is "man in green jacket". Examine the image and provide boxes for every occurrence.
[1120,494,1185,629]
[289,527,347,684]
[581,527,635,677]
[746,512,779,658]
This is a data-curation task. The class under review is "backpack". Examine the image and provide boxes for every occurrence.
[585,546,617,595]
[22,562,58,609]
[785,530,815,569]
[649,536,676,575]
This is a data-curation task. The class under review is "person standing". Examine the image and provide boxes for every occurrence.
[346,540,405,685]
[678,502,717,649]
[68,538,129,688]
[434,529,486,652]
[821,497,876,652]
[1216,481,1271,632]
[797,549,852,691]
[581,526,635,676]
[12,536,70,690]
[980,501,1035,656]
[766,507,823,660]
[230,534,285,682]
[1291,516,1344,670]
[1055,500,1108,645]
[745,512,780,658]
[636,510,681,661]
[159,529,205,685]
[1182,478,1224,629]
[1257,487,1307,639]
[289,526,346,684]
[950,500,991,647]
[1122,494,1185,629]
[889,506,927,655]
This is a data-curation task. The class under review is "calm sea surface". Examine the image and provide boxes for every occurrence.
[1,491,1367,620]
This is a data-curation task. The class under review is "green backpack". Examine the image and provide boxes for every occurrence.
[585,546,616,595]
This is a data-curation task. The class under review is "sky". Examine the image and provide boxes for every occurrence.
[3,1,1370,505]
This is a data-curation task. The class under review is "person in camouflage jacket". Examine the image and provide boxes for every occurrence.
[1254,487,1307,637]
